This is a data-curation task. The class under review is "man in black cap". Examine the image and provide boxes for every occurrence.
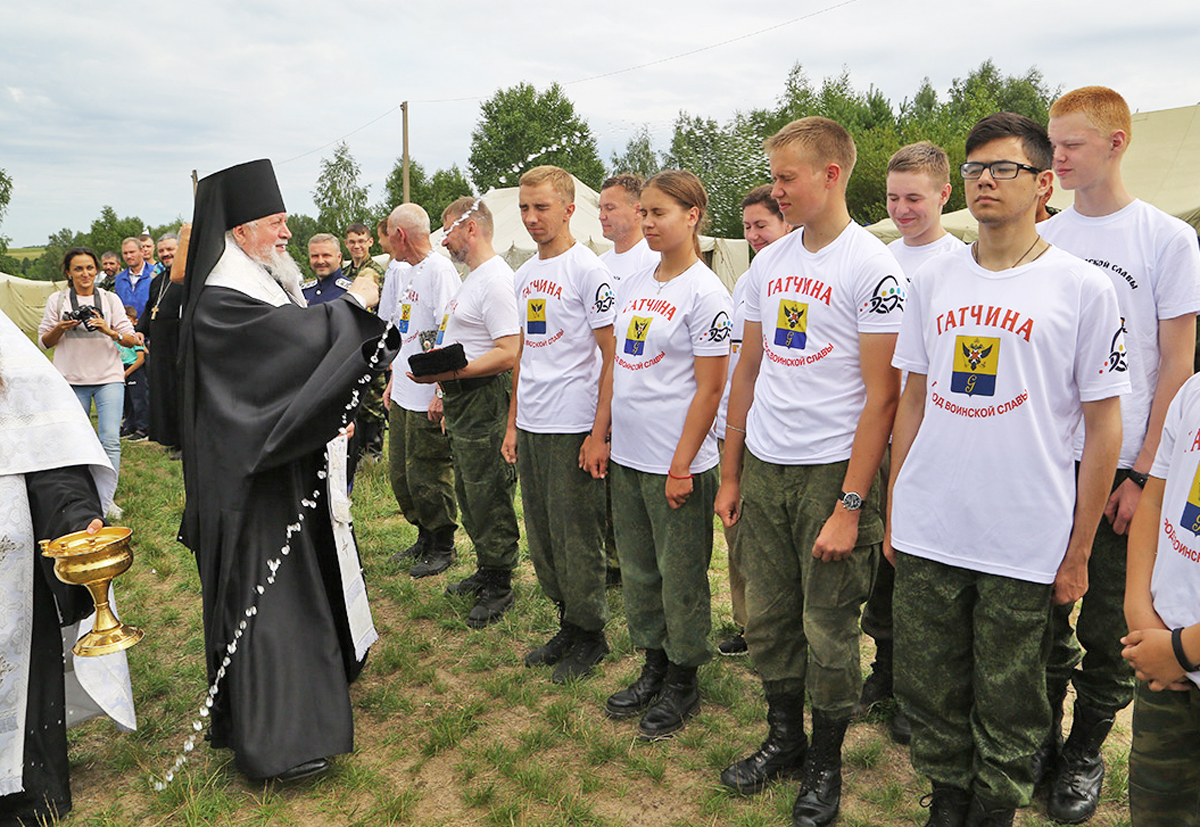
[177,159,393,783]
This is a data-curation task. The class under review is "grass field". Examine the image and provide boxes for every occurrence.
[53,436,1133,826]
[5,246,45,261]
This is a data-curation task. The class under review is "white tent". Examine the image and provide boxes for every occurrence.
[0,272,67,338]
[429,175,751,292]
[867,102,1200,244]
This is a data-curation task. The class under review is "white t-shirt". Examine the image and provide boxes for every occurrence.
[610,261,732,474]
[714,273,752,440]
[436,255,520,363]
[514,243,617,433]
[382,254,462,411]
[888,233,965,281]
[1148,372,1200,689]
[744,223,905,465]
[1041,200,1200,467]
[891,245,1131,583]
[600,238,659,288]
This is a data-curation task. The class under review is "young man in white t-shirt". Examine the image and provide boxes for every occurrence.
[599,174,660,285]
[888,113,1128,826]
[857,142,964,743]
[1037,86,1200,824]
[409,197,521,629]
[715,117,903,826]
[501,166,617,683]
[1121,373,1200,826]
[380,203,462,579]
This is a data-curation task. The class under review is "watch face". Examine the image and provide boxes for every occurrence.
[840,492,863,511]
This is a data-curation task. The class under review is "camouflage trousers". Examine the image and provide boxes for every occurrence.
[442,373,519,571]
[517,430,608,632]
[388,404,456,533]
[604,478,620,575]
[610,462,717,668]
[861,450,893,642]
[1129,680,1200,826]
[717,438,746,628]
[1047,468,1137,712]
[355,371,389,454]
[894,553,1053,808]
[739,453,879,715]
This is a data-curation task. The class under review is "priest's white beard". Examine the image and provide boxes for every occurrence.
[255,247,304,298]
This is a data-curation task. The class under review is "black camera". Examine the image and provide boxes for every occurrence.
[64,305,100,330]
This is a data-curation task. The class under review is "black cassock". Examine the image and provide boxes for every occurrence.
[136,273,184,450]
[179,286,391,779]
[0,467,99,827]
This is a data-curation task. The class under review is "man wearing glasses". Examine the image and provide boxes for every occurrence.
[887,113,1128,826]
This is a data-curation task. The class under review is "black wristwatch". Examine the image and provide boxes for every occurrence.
[1126,470,1149,489]
[838,491,864,512]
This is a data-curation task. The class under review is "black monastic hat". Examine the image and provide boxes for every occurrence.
[179,159,286,330]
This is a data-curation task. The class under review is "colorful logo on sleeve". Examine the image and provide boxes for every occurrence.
[435,313,449,346]
[706,311,732,343]
[1108,317,1128,373]
[864,275,905,315]
[1183,463,1200,536]
[775,300,807,349]
[951,336,1000,396]
[399,304,411,333]
[594,282,615,313]
[527,299,547,334]
[625,316,652,356]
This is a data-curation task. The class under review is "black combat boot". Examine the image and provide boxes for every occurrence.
[390,527,428,565]
[466,568,514,628]
[853,638,894,716]
[920,782,970,827]
[720,691,807,794]
[1032,679,1069,789]
[1047,703,1115,824]
[552,627,609,683]
[963,795,1015,827]
[605,648,668,719]
[637,662,700,740]
[791,709,848,827]
[409,527,455,578]
[526,603,574,667]
[445,566,486,596]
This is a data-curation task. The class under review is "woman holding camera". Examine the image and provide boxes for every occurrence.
[39,247,138,479]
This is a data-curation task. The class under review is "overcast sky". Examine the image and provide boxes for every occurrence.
[2,0,1197,246]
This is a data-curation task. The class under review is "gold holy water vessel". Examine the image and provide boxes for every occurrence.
[39,526,145,657]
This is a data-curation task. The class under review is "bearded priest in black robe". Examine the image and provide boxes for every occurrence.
[177,160,394,782]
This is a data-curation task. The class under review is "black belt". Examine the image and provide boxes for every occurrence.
[441,373,500,395]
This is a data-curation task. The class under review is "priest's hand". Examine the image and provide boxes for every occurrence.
[171,223,191,283]
[87,518,103,533]
[348,273,379,308]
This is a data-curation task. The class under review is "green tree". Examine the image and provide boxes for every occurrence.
[609,125,661,179]
[88,206,146,259]
[26,227,85,281]
[468,82,606,193]
[0,168,17,274]
[313,142,371,236]
[380,159,473,229]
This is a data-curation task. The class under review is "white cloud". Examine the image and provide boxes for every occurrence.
[0,0,1197,244]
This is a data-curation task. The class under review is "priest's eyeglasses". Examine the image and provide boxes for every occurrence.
[959,161,1043,180]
